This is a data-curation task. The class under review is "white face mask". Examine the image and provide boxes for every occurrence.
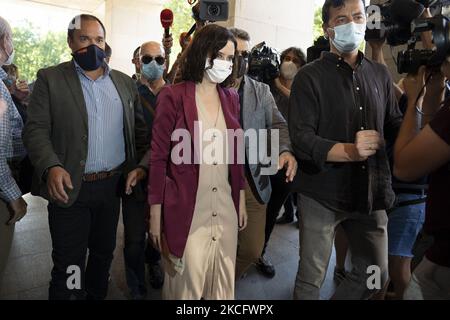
[1,41,14,66]
[329,22,366,53]
[280,61,299,80]
[205,58,233,84]
[4,48,15,66]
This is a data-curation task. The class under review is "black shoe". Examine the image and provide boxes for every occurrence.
[276,215,294,224]
[148,263,164,289]
[255,256,276,278]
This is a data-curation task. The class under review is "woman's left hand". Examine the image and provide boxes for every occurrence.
[239,207,248,231]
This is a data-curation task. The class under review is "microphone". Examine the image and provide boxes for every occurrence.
[160,9,174,38]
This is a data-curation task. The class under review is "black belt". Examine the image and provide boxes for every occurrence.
[394,188,427,196]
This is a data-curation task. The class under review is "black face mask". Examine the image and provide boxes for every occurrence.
[72,44,106,71]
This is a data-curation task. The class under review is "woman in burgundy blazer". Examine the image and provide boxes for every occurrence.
[147,24,247,299]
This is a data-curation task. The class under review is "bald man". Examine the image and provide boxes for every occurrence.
[121,41,169,299]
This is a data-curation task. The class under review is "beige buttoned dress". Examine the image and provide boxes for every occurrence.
[162,95,238,300]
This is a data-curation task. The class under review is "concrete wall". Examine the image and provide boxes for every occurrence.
[222,0,315,53]
[4,0,317,76]
[104,0,166,75]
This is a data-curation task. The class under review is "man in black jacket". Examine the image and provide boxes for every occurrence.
[288,0,402,299]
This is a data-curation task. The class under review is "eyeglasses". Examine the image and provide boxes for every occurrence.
[141,55,165,65]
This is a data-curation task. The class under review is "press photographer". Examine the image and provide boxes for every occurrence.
[393,15,450,300]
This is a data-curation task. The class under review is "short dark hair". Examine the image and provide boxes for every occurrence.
[133,46,141,59]
[181,24,238,87]
[68,14,106,40]
[280,47,306,67]
[322,0,366,25]
[105,42,112,58]
[228,28,251,42]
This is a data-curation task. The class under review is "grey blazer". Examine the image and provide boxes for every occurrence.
[23,61,149,207]
[242,75,292,204]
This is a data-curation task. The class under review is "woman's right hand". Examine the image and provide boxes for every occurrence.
[149,205,162,252]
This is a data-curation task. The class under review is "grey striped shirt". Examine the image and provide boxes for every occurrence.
[74,61,125,174]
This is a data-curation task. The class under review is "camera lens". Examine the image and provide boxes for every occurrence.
[207,4,221,17]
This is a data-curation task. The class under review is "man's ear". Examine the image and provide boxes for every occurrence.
[323,23,332,40]
[322,23,327,38]
[1,35,7,52]
[67,36,74,52]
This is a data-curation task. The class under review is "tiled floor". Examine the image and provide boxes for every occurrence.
[0,194,338,300]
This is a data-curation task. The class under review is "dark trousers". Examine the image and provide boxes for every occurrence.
[122,196,147,295]
[122,194,161,295]
[145,240,161,265]
[263,169,293,255]
[47,174,121,300]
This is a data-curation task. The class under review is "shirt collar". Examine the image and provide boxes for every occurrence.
[0,67,8,81]
[322,51,365,68]
[73,59,111,79]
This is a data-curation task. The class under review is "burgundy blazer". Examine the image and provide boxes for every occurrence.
[148,81,245,258]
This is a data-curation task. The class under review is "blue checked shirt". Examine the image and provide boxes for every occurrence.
[74,61,125,174]
[0,68,26,202]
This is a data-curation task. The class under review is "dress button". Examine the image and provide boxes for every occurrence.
[212,237,217,241]
[362,166,366,170]
[337,64,340,67]
[213,161,218,166]
[356,87,360,91]
[360,107,363,111]
[212,187,218,192]
[212,212,218,217]
[361,127,365,130]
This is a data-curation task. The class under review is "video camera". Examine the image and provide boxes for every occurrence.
[247,42,280,84]
[186,0,229,38]
[367,0,450,73]
[307,36,330,63]
[190,0,229,23]
[365,0,426,46]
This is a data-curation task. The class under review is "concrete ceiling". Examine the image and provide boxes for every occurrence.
[24,0,105,12]
[23,0,166,12]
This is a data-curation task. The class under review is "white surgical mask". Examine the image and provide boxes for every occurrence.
[280,61,299,80]
[2,44,14,66]
[329,22,366,53]
[205,58,233,84]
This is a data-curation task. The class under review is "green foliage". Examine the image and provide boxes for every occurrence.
[12,22,70,83]
[165,0,196,62]
[313,6,323,41]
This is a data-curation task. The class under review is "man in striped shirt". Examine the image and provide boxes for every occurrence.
[0,16,28,287]
[23,14,149,300]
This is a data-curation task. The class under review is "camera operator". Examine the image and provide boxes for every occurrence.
[366,8,442,299]
[394,60,450,299]
[288,0,403,300]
